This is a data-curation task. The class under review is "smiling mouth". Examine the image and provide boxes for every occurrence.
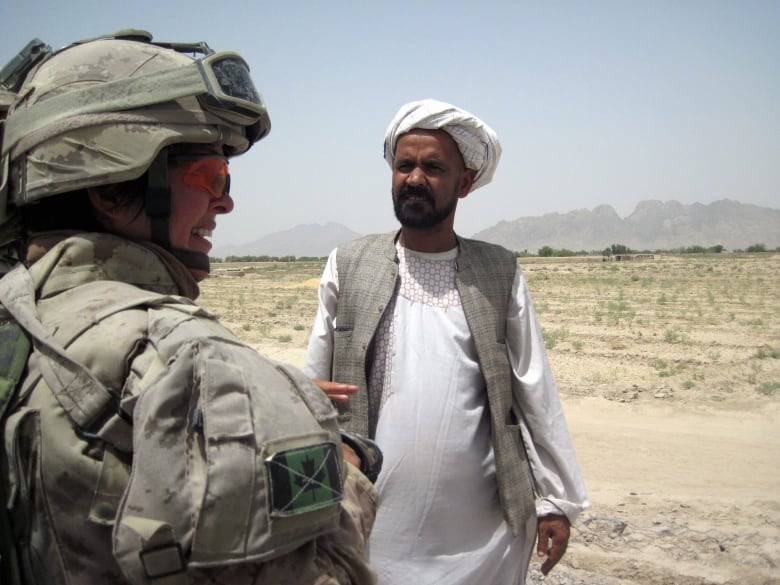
[192,227,213,238]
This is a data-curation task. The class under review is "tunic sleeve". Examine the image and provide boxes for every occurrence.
[506,269,590,523]
[303,248,340,380]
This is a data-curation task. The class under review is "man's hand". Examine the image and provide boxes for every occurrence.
[313,379,359,403]
[536,513,571,575]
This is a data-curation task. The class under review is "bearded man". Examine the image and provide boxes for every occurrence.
[305,99,588,584]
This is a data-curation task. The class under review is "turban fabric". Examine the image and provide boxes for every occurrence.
[383,99,501,192]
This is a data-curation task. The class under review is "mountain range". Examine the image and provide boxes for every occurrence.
[212,199,780,258]
[213,221,362,259]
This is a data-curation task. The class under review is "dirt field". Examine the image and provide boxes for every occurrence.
[200,252,780,585]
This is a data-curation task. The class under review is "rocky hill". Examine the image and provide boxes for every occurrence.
[474,199,780,253]
[213,222,362,258]
[213,199,779,258]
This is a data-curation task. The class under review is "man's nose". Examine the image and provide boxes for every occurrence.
[406,166,426,185]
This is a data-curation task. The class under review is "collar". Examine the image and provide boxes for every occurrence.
[25,231,200,300]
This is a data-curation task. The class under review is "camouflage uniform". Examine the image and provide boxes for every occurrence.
[0,231,377,584]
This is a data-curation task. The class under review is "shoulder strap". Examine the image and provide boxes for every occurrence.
[0,263,190,430]
[0,264,116,430]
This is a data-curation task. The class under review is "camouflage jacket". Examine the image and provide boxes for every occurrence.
[0,232,377,585]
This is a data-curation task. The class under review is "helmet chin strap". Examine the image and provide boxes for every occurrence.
[145,149,210,274]
[171,248,210,273]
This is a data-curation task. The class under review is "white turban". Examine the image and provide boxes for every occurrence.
[383,99,502,192]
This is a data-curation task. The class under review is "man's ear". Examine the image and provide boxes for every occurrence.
[458,169,477,199]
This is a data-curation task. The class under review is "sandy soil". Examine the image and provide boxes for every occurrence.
[200,253,780,585]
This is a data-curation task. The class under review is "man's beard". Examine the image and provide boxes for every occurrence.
[393,185,457,229]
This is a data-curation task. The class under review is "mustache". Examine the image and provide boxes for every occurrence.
[398,185,433,202]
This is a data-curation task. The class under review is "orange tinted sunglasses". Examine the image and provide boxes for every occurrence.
[171,155,230,200]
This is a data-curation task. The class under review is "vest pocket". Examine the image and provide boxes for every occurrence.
[193,357,255,558]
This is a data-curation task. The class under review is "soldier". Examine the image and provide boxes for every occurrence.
[0,31,379,584]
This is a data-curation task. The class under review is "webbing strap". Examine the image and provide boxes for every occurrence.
[120,516,189,585]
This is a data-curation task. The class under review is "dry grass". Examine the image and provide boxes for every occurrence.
[201,253,780,406]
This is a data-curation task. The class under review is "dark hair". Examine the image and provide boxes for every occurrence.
[19,144,216,234]
[20,174,147,233]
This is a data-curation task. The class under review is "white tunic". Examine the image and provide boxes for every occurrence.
[305,243,589,585]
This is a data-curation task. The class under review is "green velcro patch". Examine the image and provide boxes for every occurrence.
[0,320,31,418]
[266,442,342,516]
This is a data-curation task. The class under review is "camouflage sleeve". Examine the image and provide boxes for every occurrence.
[317,461,379,581]
[340,431,383,483]
[188,463,378,585]
[115,329,379,585]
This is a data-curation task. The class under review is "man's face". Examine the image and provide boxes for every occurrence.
[391,129,475,229]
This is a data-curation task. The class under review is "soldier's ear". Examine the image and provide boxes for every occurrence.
[87,187,129,231]
[87,187,122,220]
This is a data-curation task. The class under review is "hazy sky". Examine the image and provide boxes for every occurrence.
[2,0,778,249]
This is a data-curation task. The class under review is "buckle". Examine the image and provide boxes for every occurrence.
[139,541,186,579]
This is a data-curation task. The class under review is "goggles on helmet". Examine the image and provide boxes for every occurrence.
[2,49,270,158]
[170,154,230,200]
[197,52,266,128]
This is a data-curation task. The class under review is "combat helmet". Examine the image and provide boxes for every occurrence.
[0,29,271,273]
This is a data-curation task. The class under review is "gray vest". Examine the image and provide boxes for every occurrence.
[332,232,535,535]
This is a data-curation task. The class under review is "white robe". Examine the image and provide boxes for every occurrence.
[305,244,589,585]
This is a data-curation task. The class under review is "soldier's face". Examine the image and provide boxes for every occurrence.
[91,144,233,281]
[391,130,475,229]
[167,150,234,279]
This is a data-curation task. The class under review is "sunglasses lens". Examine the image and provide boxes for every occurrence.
[180,157,230,199]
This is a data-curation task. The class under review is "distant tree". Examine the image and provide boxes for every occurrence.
[610,243,630,255]
[556,248,577,257]
[746,243,767,253]
[537,246,578,257]
[708,244,725,253]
